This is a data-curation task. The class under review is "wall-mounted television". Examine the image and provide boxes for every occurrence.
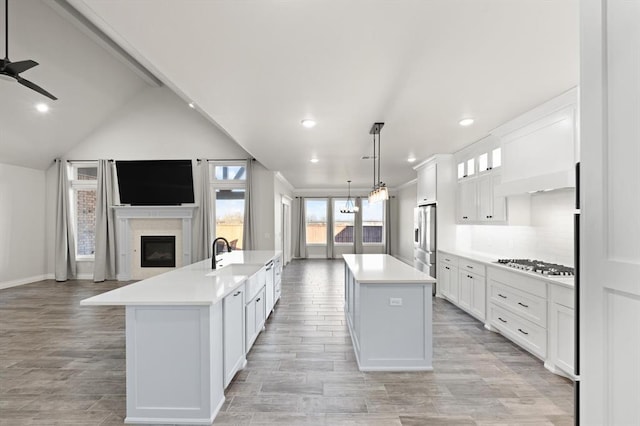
[116,160,195,206]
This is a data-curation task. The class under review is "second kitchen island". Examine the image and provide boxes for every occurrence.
[343,254,436,371]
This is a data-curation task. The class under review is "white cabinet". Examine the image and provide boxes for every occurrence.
[487,267,548,358]
[265,261,275,316]
[457,179,477,222]
[547,284,575,378]
[457,260,486,321]
[438,253,459,303]
[223,285,245,388]
[245,287,266,352]
[416,163,437,205]
[478,173,506,222]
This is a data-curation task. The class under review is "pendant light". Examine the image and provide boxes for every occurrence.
[340,180,359,214]
[368,122,389,203]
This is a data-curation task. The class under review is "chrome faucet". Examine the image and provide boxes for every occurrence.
[212,237,232,269]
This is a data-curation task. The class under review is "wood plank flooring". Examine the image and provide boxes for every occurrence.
[0,259,574,425]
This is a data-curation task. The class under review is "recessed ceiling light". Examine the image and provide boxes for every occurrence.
[188,102,195,109]
[310,158,319,163]
[407,156,416,163]
[35,103,49,113]
[459,118,474,127]
[301,119,316,128]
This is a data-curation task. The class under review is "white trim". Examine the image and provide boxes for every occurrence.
[0,274,49,290]
[275,172,295,192]
[393,178,418,191]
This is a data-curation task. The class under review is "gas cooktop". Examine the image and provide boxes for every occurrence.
[496,259,574,276]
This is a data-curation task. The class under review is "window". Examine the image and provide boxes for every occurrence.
[209,162,247,250]
[305,199,327,245]
[361,199,384,244]
[478,153,488,172]
[466,158,475,176]
[69,162,98,259]
[492,147,502,168]
[333,199,354,244]
[457,162,465,179]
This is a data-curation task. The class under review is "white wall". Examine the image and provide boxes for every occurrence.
[273,174,294,261]
[394,182,417,265]
[44,86,266,276]
[0,163,46,288]
[455,188,575,266]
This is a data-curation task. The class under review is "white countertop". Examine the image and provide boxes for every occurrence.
[81,250,282,306]
[343,254,436,284]
[439,249,574,289]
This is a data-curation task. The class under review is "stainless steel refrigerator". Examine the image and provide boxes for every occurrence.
[414,204,436,286]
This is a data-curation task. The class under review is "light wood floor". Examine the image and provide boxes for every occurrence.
[0,259,574,425]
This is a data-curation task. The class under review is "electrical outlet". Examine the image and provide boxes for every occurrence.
[389,297,403,306]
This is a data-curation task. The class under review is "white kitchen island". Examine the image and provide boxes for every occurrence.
[81,250,281,425]
[343,254,436,371]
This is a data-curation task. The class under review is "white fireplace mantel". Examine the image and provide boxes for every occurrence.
[113,206,198,281]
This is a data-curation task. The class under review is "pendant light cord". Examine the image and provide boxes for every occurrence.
[4,0,8,59]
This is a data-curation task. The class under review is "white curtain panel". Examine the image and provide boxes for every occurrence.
[354,197,363,254]
[193,160,211,261]
[293,197,307,258]
[384,198,392,255]
[93,160,117,282]
[242,159,256,250]
[54,159,76,281]
[326,197,334,259]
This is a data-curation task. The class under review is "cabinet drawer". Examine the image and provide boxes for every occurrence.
[489,280,547,327]
[460,259,485,276]
[489,303,547,358]
[439,253,458,267]
[487,266,546,298]
[550,284,574,309]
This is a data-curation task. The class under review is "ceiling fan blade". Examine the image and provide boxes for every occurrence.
[5,59,38,75]
[17,77,57,100]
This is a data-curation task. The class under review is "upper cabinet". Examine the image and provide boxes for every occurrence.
[416,163,437,205]
[492,88,578,196]
[455,135,506,224]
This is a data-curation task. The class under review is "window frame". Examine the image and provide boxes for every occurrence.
[69,161,98,261]
[332,198,355,245]
[360,199,385,246]
[208,161,247,249]
[304,198,328,246]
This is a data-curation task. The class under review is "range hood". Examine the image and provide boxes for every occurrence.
[495,170,575,196]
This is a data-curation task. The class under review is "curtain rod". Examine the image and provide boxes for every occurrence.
[64,159,114,163]
[197,158,255,163]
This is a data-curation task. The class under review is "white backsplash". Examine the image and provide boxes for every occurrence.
[455,188,575,266]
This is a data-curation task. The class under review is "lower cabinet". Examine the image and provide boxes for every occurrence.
[438,255,459,303]
[459,271,486,321]
[245,286,266,352]
[223,284,245,388]
[547,284,575,378]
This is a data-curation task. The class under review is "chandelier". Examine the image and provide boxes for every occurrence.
[368,122,389,203]
[340,180,359,214]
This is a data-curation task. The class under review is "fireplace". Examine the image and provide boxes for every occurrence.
[141,236,176,268]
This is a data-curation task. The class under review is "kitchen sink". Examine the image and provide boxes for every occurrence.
[206,263,261,277]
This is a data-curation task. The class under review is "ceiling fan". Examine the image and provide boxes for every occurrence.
[1,0,57,100]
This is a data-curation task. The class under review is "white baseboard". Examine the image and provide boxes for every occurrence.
[0,274,49,290]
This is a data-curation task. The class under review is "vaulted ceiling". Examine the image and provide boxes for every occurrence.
[3,1,578,189]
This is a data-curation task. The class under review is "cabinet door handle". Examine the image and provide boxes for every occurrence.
[517,302,529,308]
[498,293,507,299]
[498,317,507,323]
[233,291,241,297]
[445,258,451,261]
[468,275,472,279]
[462,216,468,219]
[445,266,450,270]
[256,298,261,302]
[518,328,529,335]
[466,265,473,269]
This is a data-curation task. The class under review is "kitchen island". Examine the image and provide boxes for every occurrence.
[343,254,436,371]
[81,250,281,425]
